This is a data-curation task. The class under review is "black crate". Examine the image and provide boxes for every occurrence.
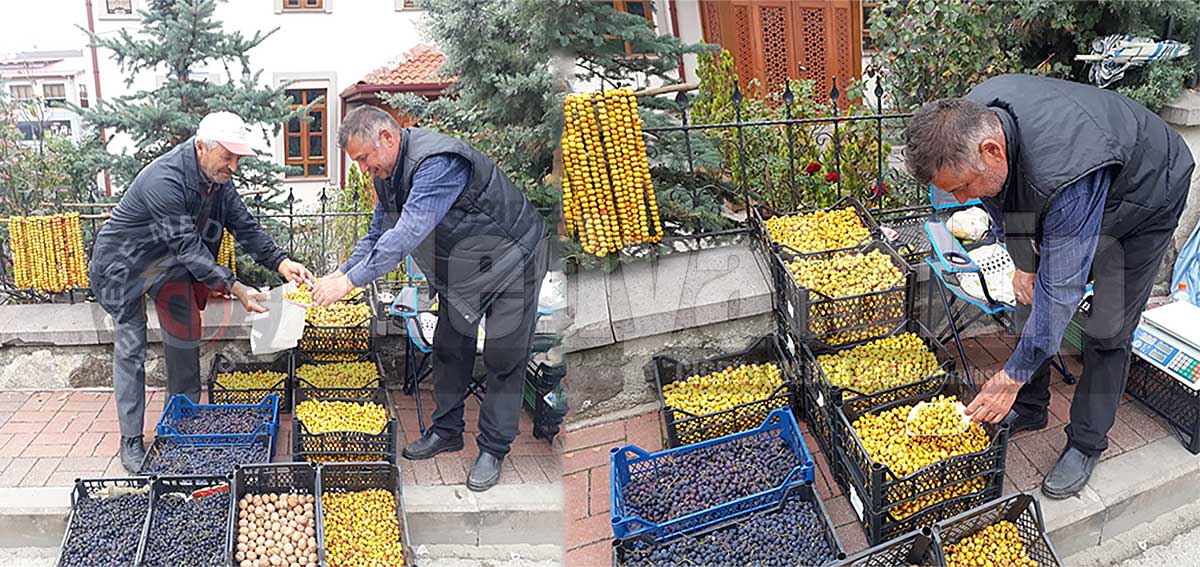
[293,351,386,401]
[932,493,1062,567]
[873,206,999,270]
[774,240,915,350]
[1125,357,1200,454]
[227,463,322,567]
[316,462,415,567]
[800,374,844,485]
[293,387,398,464]
[653,335,799,447]
[830,527,938,567]
[749,196,881,255]
[57,477,153,567]
[524,360,567,443]
[139,434,271,476]
[800,320,959,459]
[834,379,1008,543]
[298,294,375,362]
[136,475,232,567]
[612,482,844,566]
[207,352,293,412]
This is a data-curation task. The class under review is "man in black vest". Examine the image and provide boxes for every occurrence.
[905,74,1192,498]
[312,106,547,491]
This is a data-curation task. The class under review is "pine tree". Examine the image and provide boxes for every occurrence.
[382,0,707,215]
[75,0,308,191]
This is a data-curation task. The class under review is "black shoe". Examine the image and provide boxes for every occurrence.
[120,436,146,475]
[1041,446,1100,499]
[401,431,464,460]
[467,452,503,492]
[1000,409,1048,434]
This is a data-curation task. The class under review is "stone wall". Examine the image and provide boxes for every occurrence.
[1158,93,1200,294]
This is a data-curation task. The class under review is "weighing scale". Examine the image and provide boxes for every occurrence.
[1132,301,1200,390]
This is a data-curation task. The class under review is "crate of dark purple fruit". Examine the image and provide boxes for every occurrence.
[609,407,814,542]
[613,482,844,566]
[135,475,232,567]
[155,393,280,456]
[138,433,271,476]
[57,477,152,567]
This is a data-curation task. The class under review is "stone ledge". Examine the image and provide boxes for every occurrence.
[563,243,773,353]
[0,300,254,347]
[1161,91,1200,127]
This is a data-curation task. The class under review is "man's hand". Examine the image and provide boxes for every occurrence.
[231,282,269,314]
[278,259,314,286]
[1013,269,1035,305]
[312,272,354,307]
[965,369,1022,424]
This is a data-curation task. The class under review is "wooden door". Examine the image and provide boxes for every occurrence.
[699,0,862,102]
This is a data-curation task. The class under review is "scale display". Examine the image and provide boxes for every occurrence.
[1132,301,1200,390]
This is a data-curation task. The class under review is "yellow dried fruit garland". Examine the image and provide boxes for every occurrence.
[561,88,663,256]
[217,229,237,277]
[8,213,90,293]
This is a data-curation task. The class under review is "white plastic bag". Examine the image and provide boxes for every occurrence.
[249,281,307,355]
[946,207,991,241]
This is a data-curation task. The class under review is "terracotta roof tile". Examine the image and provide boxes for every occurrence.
[361,44,452,86]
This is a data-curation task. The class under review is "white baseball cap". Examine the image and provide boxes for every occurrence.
[196,111,255,156]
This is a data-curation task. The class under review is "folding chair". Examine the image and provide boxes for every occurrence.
[387,257,561,434]
[922,185,1077,387]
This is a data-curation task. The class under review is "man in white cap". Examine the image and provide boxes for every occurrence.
[90,111,313,473]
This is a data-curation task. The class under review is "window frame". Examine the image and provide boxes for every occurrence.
[9,85,35,103]
[276,0,331,13]
[612,0,657,58]
[43,84,67,106]
[395,0,422,10]
[283,88,329,179]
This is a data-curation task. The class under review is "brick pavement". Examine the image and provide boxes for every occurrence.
[0,387,562,488]
[562,334,1178,565]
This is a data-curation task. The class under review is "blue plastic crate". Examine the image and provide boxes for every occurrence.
[609,407,815,542]
[155,394,281,457]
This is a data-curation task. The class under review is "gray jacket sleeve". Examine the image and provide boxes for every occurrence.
[223,191,287,271]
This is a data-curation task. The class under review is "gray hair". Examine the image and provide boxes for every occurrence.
[904,98,1002,184]
[338,105,400,148]
[195,138,218,150]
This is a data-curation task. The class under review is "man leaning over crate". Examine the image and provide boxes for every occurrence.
[904,74,1192,499]
[90,112,314,474]
[310,106,548,492]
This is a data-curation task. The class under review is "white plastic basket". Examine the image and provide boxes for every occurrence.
[958,243,1015,305]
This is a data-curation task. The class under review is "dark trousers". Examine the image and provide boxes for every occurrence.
[113,281,208,438]
[429,251,547,458]
[1012,194,1186,457]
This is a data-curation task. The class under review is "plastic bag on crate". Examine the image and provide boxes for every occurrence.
[249,281,306,355]
[945,207,991,242]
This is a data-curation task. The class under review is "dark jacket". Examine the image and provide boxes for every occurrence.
[373,128,546,325]
[89,138,286,320]
[967,74,1194,271]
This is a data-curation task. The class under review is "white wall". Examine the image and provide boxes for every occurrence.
[3,0,428,203]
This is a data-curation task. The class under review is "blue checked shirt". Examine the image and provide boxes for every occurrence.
[340,155,470,286]
[998,168,1112,383]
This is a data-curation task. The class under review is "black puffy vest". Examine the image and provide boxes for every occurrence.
[374,128,546,324]
[967,74,1194,271]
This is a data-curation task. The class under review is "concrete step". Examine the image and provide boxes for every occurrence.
[1044,436,1200,557]
[0,483,564,551]
[0,545,563,567]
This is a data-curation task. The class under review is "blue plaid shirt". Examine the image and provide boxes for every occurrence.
[340,155,470,286]
[1001,168,1112,382]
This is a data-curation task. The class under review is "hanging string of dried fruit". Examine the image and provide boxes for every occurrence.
[561,88,663,257]
[7,213,90,293]
[217,229,237,278]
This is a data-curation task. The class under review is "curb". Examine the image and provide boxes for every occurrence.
[0,483,563,549]
[1044,436,1200,557]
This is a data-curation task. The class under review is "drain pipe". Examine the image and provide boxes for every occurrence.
[84,0,113,197]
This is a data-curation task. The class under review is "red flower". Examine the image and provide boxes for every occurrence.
[825,172,839,183]
[805,162,821,175]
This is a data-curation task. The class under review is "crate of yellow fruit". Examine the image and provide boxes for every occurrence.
[773,239,913,350]
[292,387,397,464]
[831,526,938,567]
[293,351,386,402]
[749,195,879,256]
[833,381,1008,545]
[798,320,956,475]
[288,284,376,362]
[931,493,1062,567]
[207,351,293,412]
[653,335,798,448]
[317,462,413,567]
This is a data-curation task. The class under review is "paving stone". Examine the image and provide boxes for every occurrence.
[0,458,35,487]
[17,458,60,487]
